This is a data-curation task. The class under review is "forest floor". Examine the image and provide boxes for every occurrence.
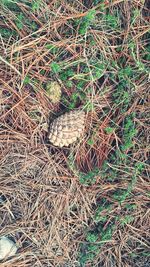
[0,1,150,267]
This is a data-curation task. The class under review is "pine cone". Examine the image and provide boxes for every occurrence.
[49,110,85,147]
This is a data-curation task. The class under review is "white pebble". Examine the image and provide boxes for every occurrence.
[0,236,18,260]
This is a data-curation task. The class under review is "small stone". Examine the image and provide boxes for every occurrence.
[0,236,18,260]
